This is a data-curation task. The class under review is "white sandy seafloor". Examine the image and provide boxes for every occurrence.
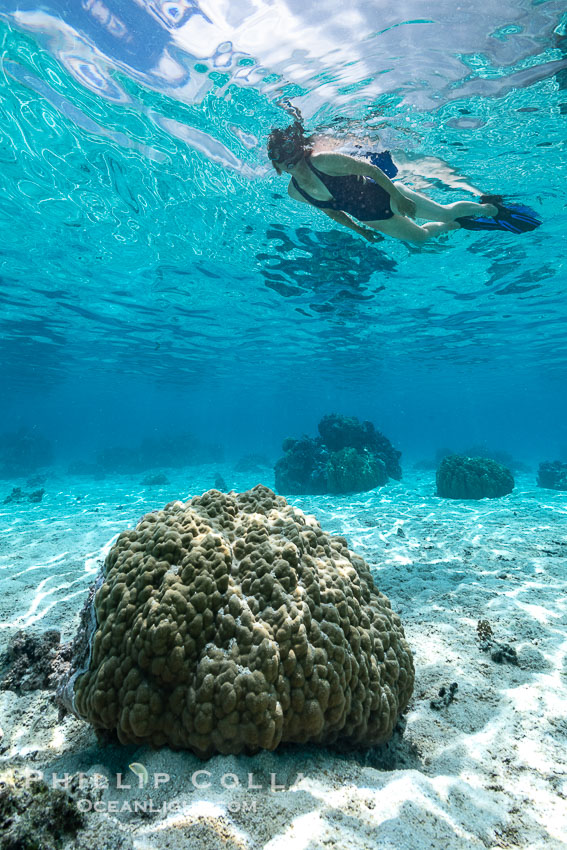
[0,464,566,850]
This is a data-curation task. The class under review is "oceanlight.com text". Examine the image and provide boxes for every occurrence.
[76,798,259,814]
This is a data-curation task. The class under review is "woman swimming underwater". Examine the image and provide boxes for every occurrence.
[267,122,541,245]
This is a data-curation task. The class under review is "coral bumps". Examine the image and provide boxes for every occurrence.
[67,486,414,757]
[436,455,514,500]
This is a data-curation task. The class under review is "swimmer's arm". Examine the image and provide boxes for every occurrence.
[311,152,416,217]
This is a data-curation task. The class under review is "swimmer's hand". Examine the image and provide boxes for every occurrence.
[358,229,382,243]
[393,192,417,218]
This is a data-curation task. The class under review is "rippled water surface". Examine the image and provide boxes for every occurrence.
[0,0,566,454]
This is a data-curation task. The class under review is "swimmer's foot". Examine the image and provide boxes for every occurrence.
[456,196,542,234]
[478,194,502,217]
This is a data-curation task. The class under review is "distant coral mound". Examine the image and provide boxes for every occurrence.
[275,414,401,495]
[326,447,387,494]
[0,427,53,478]
[419,445,528,475]
[436,455,514,500]
[274,436,329,495]
[459,445,529,474]
[537,461,567,491]
[141,473,170,486]
[318,414,402,480]
[96,433,223,474]
[213,472,227,491]
[59,485,413,757]
[235,453,271,473]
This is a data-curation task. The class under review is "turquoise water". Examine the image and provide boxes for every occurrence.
[1,7,567,846]
[0,1,566,462]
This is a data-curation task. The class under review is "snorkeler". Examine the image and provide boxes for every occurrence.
[267,122,541,245]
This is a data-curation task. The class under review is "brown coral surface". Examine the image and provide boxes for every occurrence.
[71,485,414,757]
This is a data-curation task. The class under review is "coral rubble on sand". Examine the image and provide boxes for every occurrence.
[0,630,67,695]
[3,486,45,504]
[0,773,85,850]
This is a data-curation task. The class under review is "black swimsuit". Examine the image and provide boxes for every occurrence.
[291,156,394,221]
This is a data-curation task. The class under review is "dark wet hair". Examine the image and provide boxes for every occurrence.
[267,121,313,165]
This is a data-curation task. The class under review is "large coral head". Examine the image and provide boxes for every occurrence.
[67,485,414,757]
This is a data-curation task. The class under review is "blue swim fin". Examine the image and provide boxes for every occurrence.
[456,195,541,234]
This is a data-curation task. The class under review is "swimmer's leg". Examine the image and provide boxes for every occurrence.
[393,185,497,222]
[365,214,459,245]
